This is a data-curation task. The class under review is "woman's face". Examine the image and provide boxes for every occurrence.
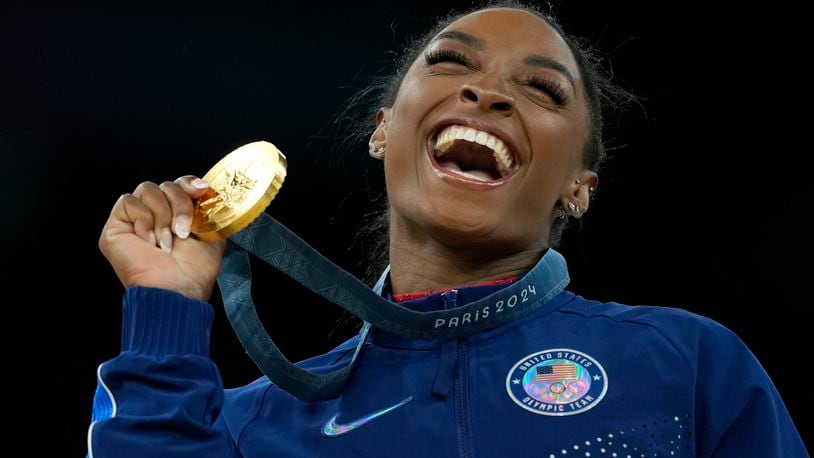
[378,8,592,254]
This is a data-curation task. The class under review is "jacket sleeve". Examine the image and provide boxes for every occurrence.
[692,318,809,457]
[86,286,242,458]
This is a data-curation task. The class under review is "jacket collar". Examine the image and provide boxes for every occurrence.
[367,248,571,348]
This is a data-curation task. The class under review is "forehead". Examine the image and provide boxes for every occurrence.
[438,8,577,71]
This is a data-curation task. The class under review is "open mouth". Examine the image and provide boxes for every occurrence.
[427,124,519,184]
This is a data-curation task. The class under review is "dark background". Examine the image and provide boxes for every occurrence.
[3,1,810,455]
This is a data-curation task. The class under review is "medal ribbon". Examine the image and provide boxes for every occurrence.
[217,213,569,402]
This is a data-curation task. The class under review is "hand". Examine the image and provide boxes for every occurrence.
[99,176,227,302]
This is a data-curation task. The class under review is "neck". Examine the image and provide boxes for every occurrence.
[387,214,545,295]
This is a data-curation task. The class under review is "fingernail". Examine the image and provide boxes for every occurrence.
[148,231,157,246]
[159,227,173,253]
[174,214,191,239]
[191,178,209,189]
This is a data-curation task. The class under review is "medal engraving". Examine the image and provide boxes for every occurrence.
[191,141,287,241]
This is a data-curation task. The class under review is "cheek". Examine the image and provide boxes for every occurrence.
[516,116,587,210]
[383,132,425,220]
[388,69,429,135]
[388,66,454,143]
[383,120,422,192]
[384,88,424,176]
[526,113,587,179]
[382,75,440,202]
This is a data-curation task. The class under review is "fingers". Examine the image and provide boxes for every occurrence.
[133,181,174,252]
[131,176,210,253]
[170,175,210,240]
[108,193,157,245]
[103,175,210,255]
[158,181,194,239]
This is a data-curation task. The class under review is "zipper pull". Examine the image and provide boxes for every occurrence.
[440,289,459,310]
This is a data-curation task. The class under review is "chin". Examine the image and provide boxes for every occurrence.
[418,200,504,244]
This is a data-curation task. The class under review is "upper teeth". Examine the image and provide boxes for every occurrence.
[434,125,514,175]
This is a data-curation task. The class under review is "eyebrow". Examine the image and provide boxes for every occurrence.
[432,30,577,94]
[434,31,485,50]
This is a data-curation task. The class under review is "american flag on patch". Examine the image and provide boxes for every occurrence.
[536,364,577,382]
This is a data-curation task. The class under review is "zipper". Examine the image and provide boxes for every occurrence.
[455,342,473,458]
[439,289,474,458]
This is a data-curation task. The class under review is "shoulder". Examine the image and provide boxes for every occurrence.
[557,293,750,371]
[561,293,738,340]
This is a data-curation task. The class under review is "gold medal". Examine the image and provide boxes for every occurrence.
[191,141,287,242]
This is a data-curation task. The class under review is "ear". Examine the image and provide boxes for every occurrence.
[368,107,391,153]
[559,171,599,219]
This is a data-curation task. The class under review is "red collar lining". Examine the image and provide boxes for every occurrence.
[390,275,520,303]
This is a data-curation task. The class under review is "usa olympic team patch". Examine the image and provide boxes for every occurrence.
[506,348,607,416]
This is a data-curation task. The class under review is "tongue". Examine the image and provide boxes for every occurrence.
[438,160,495,182]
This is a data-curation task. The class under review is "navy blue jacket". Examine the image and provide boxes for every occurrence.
[87,258,807,457]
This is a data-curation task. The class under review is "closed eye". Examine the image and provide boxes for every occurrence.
[424,49,477,70]
[525,75,567,106]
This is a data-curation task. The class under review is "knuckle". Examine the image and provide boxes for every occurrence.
[134,181,157,197]
[98,227,114,252]
[116,193,136,208]
[160,181,187,202]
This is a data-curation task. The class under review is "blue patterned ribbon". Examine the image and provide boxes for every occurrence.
[217,213,569,402]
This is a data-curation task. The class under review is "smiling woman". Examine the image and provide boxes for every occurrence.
[373,6,601,292]
[85,1,808,457]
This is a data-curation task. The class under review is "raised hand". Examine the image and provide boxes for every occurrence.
[99,175,226,301]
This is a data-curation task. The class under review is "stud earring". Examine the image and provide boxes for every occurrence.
[568,202,577,212]
[555,208,567,220]
[575,179,581,184]
[369,144,385,160]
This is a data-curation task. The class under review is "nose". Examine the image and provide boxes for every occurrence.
[459,79,514,116]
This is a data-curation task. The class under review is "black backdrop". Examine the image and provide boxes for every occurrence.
[3,1,811,455]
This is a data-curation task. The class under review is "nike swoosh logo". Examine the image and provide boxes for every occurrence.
[322,396,413,437]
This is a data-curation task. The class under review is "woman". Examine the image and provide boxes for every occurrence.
[88,2,807,457]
